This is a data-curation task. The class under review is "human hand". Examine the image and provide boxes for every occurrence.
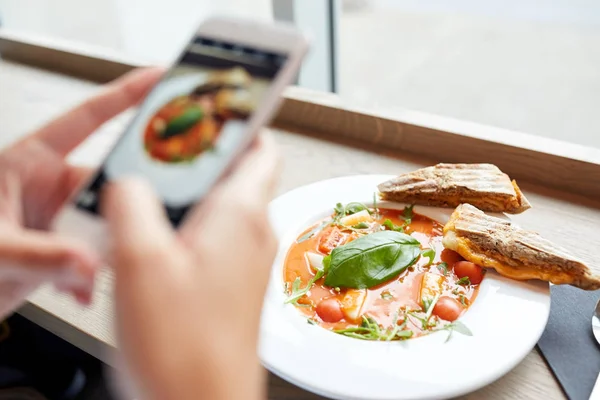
[104,134,279,400]
[0,68,163,318]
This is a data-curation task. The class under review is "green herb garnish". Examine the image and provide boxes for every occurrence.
[424,294,440,319]
[407,310,438,330]
[437,262,449,275]
[307,318,318,325]
[422,293,440,317]
[324,231,421,289]
[285,265,326,305]
[352,222,370,229]
[402,205,414,225]
[421,248,435,266]
[439,320,473,343]
[372,192,380,218]
[334,315,413,341]
[297,219,331,243]
[457,276,471,286]
[383,219,403,232]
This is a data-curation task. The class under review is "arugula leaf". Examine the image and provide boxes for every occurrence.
[285,268,325,305]
[457,276,471,286]
[448,320,472,336]
[407,310,437,330]
[345,202,369,215]
[334,203,345,216]
[437,262,449,275]
[324,231,421,289]
[297,219,331,243]
[353,222,370,229]
[402,205,414,225]
[424,294,440,320]
[372,192,380,218]
[383,219,403,232]
[334,315,413,341]
[440,320,473,342]
[421,248,435,266]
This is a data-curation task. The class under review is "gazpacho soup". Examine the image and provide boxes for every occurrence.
[283,202,484,341]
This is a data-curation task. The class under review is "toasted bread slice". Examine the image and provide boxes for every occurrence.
[378,163,531,214]
[443,204,600,290]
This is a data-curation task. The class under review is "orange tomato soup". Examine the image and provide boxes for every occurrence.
[283,207,482,340]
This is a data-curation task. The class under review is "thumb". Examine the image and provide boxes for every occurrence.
[102,178,175,278]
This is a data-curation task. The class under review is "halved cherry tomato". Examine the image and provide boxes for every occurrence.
[453,261,484,284]
[316,298,344,322]
[432,296,465,322]
[318,227,348,254]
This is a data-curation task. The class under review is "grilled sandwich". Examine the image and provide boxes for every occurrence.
[443,204,600,290]
[378,163,531,214]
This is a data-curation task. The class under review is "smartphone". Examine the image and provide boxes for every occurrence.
[52,16,308,254]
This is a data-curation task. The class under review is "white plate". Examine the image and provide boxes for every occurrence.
[260,174,550,400]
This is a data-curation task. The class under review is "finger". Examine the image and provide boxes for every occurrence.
[102,177,176,274]
[224,132,280,203]
[33,67,164,156]
[180,132,280,245]
[0,230,99,292]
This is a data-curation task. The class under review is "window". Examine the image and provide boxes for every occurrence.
[2,0,599,148]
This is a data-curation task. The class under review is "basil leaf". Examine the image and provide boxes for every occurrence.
[334,203,345,216]
[322,255,331,275]
[353,222,370,229]
[421,248,435,266]
[324,231,421,289]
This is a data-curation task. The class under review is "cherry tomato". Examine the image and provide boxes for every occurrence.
[440,249,464,265]
[432,296,465,322]
[317,227,348,254]
[316,298,344,322]
[453,261,484,284]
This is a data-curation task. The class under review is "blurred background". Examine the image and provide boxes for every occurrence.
[1,0,599,148]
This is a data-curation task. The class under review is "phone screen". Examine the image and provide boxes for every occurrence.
[74,35,288,225]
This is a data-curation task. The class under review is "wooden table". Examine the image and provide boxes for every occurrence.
[3,39,600,399]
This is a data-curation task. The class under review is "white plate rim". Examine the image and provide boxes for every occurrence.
[260,174,551,400]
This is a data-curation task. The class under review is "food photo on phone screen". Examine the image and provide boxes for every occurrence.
[74,36,287,225]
